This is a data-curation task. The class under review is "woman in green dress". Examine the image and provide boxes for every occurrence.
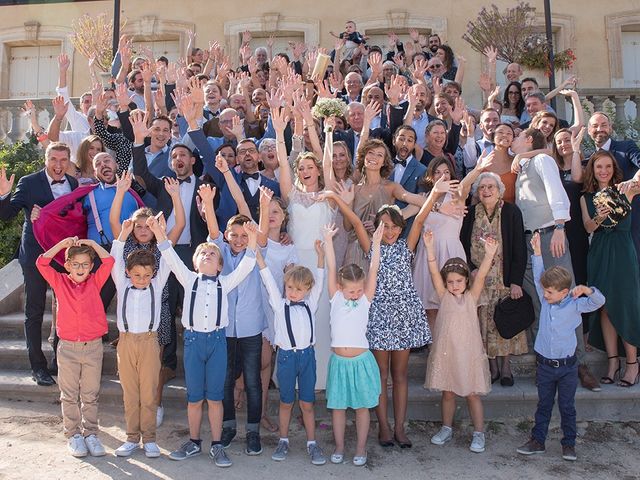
[580,151,640,387]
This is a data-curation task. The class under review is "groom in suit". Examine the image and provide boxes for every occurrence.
[588,112,640,259]
[391,125,427,237]
[0,143,79,386]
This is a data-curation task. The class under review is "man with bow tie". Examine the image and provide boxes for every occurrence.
[391,125,427,237]
[0,143,79,387]
[463,108,500,173]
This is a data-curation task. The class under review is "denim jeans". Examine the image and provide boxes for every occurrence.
[223,333,262,432]
[531,355,578,447]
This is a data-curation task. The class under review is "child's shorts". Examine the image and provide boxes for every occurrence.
[326,350,381,410]
[276,346,316,404]
[183,329,227,402]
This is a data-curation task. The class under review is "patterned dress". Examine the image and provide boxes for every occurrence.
[470,205,528,358]
[122,237,171,346]
[367,239,431,350]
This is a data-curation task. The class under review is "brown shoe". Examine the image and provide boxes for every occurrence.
[562,445,577,461]
[578,364,601,392]
[517,438,545,455]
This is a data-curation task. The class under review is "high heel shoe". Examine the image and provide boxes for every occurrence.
[600,356,621,384]
[618,361,640,388]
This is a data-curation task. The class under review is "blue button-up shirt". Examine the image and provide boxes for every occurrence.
[83,183,138,244]
[532,255,605,359]
[212,233,267,338]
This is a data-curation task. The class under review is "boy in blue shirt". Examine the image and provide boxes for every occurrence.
[517,233,605,461]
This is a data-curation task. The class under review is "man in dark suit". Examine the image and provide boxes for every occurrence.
[334,102,393,160]
[390,125,427,237]
[588,111,640,259]
[130,111,209,385]
[188,129,280,228]
[0,143,79,386]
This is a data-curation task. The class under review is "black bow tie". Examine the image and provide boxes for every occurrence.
[201,274,218,282]
[289,301,307,307]
[242,172,259,181]
[178,177,192,184]
[51,179,66,185]
[394,158,407,167]
[131,285,148,290]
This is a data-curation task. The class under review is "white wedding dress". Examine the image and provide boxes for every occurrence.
[287,189,336,389]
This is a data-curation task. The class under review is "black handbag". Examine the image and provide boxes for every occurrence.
[494,290,534,339]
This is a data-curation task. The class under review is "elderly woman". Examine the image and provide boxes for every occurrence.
[460,172,528,386]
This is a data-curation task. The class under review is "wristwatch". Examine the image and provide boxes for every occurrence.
[554,224,565,230]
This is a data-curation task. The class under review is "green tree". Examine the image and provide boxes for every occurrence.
[0,140,44,267]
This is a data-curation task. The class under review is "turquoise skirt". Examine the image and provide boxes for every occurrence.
[326,350,381,410]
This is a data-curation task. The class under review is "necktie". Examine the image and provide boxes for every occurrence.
[51,179,65,185]
[344,299,359,308]
[242,172,259,181]
[289,301,307,307]
[178,177,192,184]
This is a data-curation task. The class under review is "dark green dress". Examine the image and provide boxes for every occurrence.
[585,192,640,353]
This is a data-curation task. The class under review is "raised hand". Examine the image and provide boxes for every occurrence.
[571,126,585,153]
[121,218,134,237]
[335,181,354,205]
[433,176,460,194]
[439,200,467,218]
[215,153,230,173]
[115,171,132,192]
[259,186,274,208]
[58,53,70,72]
[530,231,541,256]
[243,221,258,249]
[229,115,245,140]
[422,230,435,250]
[52,96,68,119]
[483,45,498,63]
[164,177,180,196]
[241,30,252,45]
[129,109,150,142]
[115,82,131,109]
[571,285,594,298]
[322,223,338,241]
[198,184,216,204]
[364,100,382,124]
[384,74,403,105]
[451,97,466,124]
[408,28,420,43]
[270,106,289,133]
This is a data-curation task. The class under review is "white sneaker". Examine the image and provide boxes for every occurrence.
[430,426,453,446]
[68,434,88,457]
[115,441,139,457]
[156,405,164,427]
[470,432,486,453]
[144,442,161,458]
[84,434,106,457]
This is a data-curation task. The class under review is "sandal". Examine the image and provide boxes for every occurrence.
[601,356,621,384]
[618,361,640,388]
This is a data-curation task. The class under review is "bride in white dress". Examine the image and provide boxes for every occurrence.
[273,105,336,389]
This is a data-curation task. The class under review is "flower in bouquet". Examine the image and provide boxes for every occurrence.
[312,98,347,119]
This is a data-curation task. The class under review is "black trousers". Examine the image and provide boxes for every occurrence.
[162,244,194,370]
[22,262,60,372]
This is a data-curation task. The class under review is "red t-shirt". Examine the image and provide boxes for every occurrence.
[36,255,115,342]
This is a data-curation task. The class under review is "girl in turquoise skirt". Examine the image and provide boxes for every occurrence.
[322,221,383,467]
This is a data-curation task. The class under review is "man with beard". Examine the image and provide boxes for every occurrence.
[463,108,501,169]
[0,143,79,386]
[391,125,427,237]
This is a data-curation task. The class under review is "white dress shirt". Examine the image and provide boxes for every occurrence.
[45,171,72,199]
[165,174,195,245]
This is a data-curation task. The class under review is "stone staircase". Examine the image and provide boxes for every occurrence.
[0,260,638,421]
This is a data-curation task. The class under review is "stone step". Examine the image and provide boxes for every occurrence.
[0,313,120,340]
[0,369,637,422]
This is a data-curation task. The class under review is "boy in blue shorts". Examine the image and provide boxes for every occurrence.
[256,242,326,465]
[154,213,258,467]
[517,233,605,462]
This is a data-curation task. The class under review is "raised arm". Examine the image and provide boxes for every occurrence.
[406,177,459,251]
[215,153,250,217]
[109,171,133,240]
[257,186,272,248]
[130,111,164,196]
[198,184,220,238]
[365,222,384,301]
[322,184,371,253]
[323,117,336,189]
[272,106,293,202]
[164,177,186,245]
[423,230,446,298]
[321,224,339,298]
[469,237,498,301]
[561,89,585,133]
[46,96,68,143]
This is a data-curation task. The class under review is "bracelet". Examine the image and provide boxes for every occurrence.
[592,215,602,224]
[36,132,48,142]
[220,170,230,174]
[276,140,286,144]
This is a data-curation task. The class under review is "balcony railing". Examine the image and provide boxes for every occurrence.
[0,89,638,144]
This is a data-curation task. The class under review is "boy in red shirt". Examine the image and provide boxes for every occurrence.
[37,236,114,458]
